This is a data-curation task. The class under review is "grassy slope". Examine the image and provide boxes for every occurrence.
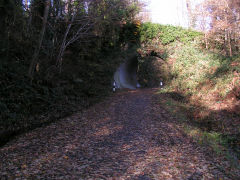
[138,23,240,169]
[163,40,240,166]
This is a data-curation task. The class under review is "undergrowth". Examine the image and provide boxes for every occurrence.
[168,40,240,98]
[138,22,240,169]
[0,48,127,146]
[163,40,240,161]
[139,22,202,45]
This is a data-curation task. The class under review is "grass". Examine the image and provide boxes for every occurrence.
[160,38,240,157]
[138,23,240,170]
[168,41,240,99]
[155,41,240,170]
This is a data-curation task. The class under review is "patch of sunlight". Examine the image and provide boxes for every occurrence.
[188,129,200,137]
[198,59,209,67]
[94,124,123,137]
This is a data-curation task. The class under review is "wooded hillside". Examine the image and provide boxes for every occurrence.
[0,0,143,145]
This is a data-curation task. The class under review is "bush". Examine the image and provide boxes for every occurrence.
[139,22,202,45]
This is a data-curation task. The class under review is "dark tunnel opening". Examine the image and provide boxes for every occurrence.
[114,55,140,89]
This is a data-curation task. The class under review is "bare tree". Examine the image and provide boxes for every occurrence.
[55,0,95,72]
[196,0,240,56]
[186,0,194,28]
[28,0,50,80]
[26,0,142,79]
[195,2,209,49]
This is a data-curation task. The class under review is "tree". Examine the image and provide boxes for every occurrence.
[2,0,142,80]
[196,0,240,56]
[28,0,50,79]
[186,0,194,29]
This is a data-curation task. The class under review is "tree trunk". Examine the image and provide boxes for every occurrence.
[186,0,193,28]
[25,0,28,9]
[228,30,232,57]
[224,30,228,56]
[55,14,75,72]
[28,0,50,80]
[205,33,208,49]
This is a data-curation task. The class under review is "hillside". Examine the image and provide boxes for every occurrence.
[137,22,240,165]
[0,0,140,145]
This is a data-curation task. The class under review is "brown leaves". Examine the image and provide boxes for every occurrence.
[0,89,237,179]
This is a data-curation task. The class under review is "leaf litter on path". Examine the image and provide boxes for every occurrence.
[0,89,239,179]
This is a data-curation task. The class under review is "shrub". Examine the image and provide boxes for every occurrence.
[139,22,202,45]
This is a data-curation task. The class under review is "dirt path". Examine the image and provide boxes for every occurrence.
[0,89,236,179]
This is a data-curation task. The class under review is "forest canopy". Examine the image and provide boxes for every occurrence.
[0,0,143,79]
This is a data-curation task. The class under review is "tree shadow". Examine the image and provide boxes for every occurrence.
[0,89,232,179]
[156,90,240,161]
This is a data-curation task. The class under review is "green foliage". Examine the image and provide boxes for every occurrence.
[168,40,240,97]
[139,22,202,45]
[137,23,202,88]
[119,22,140,45]
[138,22,240,166]
[139,22,160,43]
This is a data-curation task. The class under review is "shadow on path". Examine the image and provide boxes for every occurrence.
[0,89,234,179]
